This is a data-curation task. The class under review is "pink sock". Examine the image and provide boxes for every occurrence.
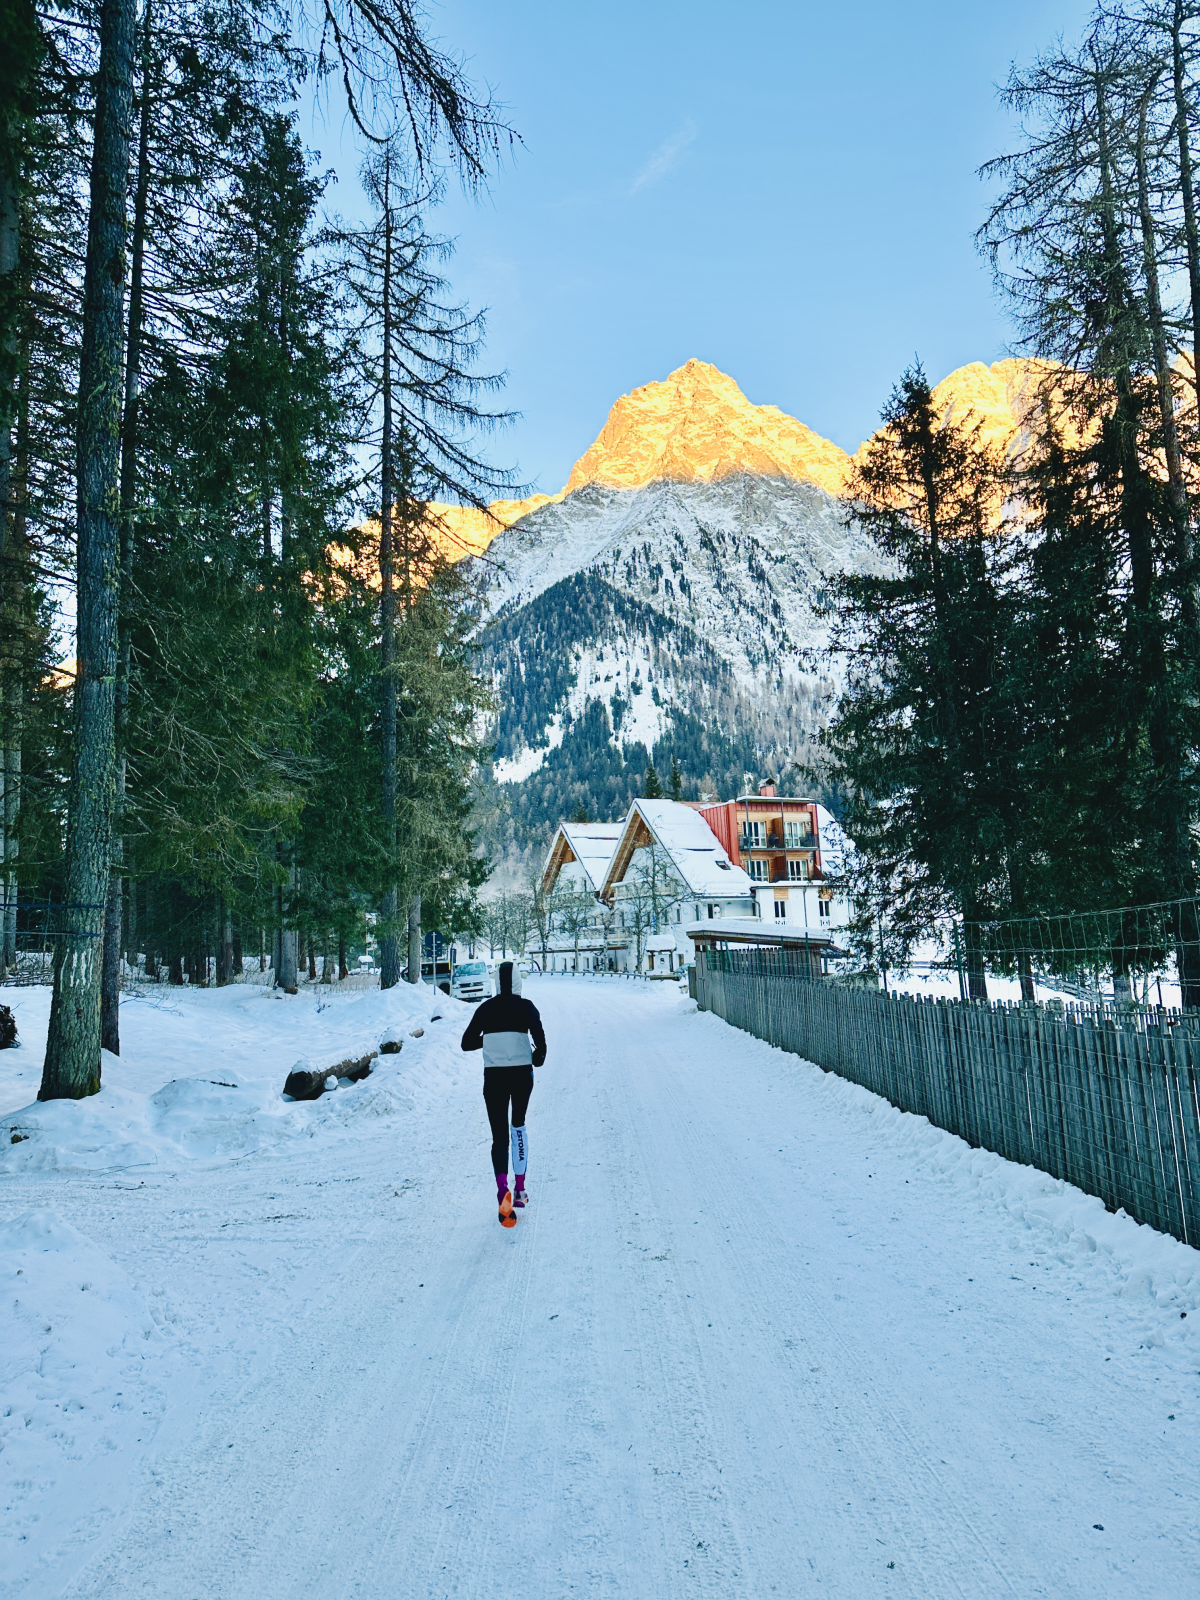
[514,1173,525,1194]
[496,1173,508,1196]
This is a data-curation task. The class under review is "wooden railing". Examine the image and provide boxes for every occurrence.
[695,947,1200,1246]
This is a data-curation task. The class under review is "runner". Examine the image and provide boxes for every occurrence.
[461,961,547,1226]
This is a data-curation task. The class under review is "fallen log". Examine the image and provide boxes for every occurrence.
[283,1051,377,1101]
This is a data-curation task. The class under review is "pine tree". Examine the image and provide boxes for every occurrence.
[667,757,683,801]
[642,761,664,799]
[826,366,1019,996]
[570,800,589,824]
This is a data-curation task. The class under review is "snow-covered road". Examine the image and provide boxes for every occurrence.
[2,976,1198,1597]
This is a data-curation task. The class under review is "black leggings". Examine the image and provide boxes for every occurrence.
[483,1067,534,1175]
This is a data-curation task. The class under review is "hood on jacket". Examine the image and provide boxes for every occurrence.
[498,961,521,996]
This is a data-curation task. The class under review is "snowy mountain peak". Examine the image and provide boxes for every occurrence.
[560,359,852,498]
[434,356,1057,562]
[430,358,853,558]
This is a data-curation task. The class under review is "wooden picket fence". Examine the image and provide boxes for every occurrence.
[695,947,1200,1246]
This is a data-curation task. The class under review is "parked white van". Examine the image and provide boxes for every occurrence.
[450,960,489,1004]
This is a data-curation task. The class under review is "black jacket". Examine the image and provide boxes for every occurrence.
[461,962,547,1067]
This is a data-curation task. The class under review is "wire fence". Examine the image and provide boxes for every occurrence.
[695,946,1200,1248]
[948,896,1200,1008]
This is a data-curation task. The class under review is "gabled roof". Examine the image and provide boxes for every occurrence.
[540,821,623,897]
[600,799,755,900]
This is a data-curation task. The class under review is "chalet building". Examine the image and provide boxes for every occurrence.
[598,799,757,975]
[537,785,853,978]
[538,820,625,971]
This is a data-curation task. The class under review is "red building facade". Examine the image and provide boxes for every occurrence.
[699,783,823,897]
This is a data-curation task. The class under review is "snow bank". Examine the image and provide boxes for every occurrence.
[0,979,442,1176]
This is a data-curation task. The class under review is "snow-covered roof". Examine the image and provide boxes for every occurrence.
[686,919,845,949]
[601,799,755,900]
[540,821,623,895]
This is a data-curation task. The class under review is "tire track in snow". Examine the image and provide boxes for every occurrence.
[608,992,1007,1597]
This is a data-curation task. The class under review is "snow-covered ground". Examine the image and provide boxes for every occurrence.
[2,976,1197,1597]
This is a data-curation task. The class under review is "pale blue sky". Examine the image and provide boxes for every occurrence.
[304,0,1096,497]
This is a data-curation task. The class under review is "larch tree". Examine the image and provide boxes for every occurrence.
[980,2,1200,1002]
[332,150,516,988]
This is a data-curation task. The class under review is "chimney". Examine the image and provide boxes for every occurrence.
[758,779,776,797]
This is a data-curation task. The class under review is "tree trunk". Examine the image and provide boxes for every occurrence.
[1172,0,1200,415]
[278,860,297,992]
[142,881,154,977]
[232,924,243,975]
[100,0,153,1060]
[0,0,31,585]
[284,1053,376,1101]
[307,939,317,982]
[40,0,138,1100]
[1134,86,1195,631]
[217,896,233,984]
[1018,951,1035,1004]
[338,933,348,981]
[406,893,421,985]
[378,155,401,991]
[279,929,298,992]
[100,871,122,1051]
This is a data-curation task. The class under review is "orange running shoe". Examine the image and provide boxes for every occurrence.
[498,1189,516,1227]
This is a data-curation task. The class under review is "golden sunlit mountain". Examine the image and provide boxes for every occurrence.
[561,358,852,496]
[925,357,1065,457]
[432,356,1055,559]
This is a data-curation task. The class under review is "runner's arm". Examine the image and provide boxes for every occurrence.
[527,1002,547,1066]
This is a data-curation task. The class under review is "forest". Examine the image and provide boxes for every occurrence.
[825,1,1200,1006]
[0,0,515,1096]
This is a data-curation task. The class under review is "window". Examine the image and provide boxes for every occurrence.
[784,818,813,848]
[740,819,765,848]
[787,858,807,881]
[707,904,715,919]
[774,899,787,920]
[748,858,767,881]
[819,899,830,920]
